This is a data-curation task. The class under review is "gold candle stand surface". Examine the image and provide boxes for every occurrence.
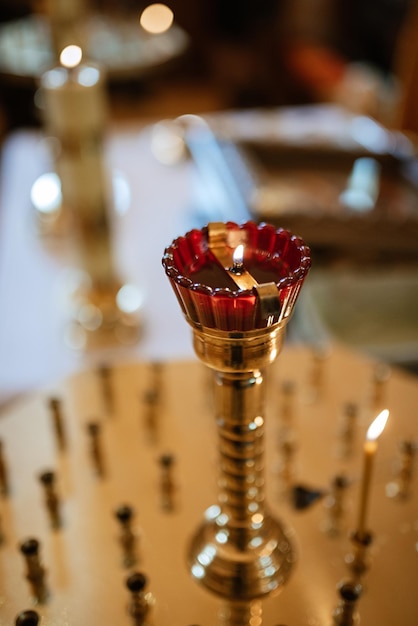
[0,344,416,625]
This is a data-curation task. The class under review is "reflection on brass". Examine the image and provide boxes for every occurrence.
[254,282,282,326]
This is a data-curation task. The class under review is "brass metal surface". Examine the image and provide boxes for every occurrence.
[0,344,417,624]
[192,325,285,373]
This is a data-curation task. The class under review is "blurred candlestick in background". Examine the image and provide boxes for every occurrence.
[46,0,88,60]
[41,45,112,285]
[38,44,142,348]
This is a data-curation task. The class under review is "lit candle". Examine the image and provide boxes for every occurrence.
[356,408,390,538]
[231,244,245,274]
[162,221,311,331]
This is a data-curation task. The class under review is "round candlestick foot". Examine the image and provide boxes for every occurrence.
[188,509,295,600]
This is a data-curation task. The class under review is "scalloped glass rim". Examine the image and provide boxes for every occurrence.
[162,221,311,298]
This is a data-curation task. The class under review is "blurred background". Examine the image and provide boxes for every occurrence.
[1,0,418,405]
[0,0,416,133]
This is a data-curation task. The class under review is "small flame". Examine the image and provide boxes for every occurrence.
[233,244,244,267]
[366,409,389,442]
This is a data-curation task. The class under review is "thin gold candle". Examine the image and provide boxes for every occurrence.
[357,409,390,538]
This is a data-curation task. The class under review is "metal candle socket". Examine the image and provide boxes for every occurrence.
[163,222,311,601]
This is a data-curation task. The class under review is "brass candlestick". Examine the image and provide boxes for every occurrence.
[322,474,350,537]
[19,538,49,604]
[332,580,362,626]
[162,221,311,601]
[346,530,373,577]
[39,49,143,350]
[387,439,417,500]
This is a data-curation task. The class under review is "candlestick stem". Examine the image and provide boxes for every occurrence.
[188,326,295,600]
[346,530,373,577]
[332,580,362,625]
[213,371,266,541]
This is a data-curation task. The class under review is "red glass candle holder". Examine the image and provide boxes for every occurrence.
[162,221,311,331]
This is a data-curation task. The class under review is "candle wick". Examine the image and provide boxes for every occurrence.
[230,260,244,275]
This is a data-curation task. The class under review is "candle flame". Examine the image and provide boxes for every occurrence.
[233,244,244,267]
[366,409,389,442]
